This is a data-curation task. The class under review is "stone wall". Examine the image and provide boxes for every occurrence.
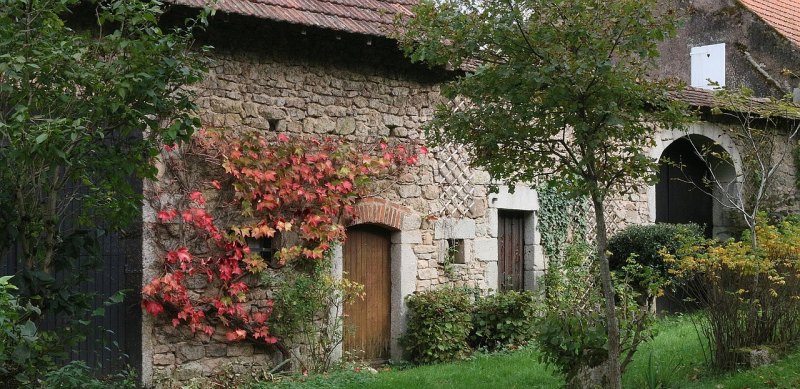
[191,49,498,292]
[141,11,800,387]
[600,121,800,243]
[141,18,504,386]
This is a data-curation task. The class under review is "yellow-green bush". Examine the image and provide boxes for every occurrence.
[665,216,800,370]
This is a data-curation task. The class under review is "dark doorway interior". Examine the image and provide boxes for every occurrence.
[656,137,717,312]
[656,137,714,237]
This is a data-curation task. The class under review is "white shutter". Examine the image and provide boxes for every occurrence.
[690,43,726,89]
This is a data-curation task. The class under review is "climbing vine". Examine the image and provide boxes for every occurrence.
[142,128,423,344]
[536,183,589,263]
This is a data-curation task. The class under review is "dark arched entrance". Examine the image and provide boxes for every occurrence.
[656,137,714,237]
[656,135,737,312]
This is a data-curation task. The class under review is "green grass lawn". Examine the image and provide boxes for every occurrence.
[252,315,800,388]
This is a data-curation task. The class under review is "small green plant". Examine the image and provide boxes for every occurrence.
[39,361,136,389]
[268,257,364,374]
[470,290,540,351]
[179,362,271,389]
[536,301,607,387]
[441,239,462,278]
[402,287,474,364]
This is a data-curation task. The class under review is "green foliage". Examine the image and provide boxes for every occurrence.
[537,184,588,262]
[0,274,128,385]
[403,287,474,364]
[666,215,800,371]
[221,315,800,389]
[0,275,48,384]
[399,0,684,199]
[399,3,685,385]
[0,0,208,315]
[0,0,208,381]
[39,361,136,389]
[537,244,609,383]
[608,223,703,296]
[268,258,364,373]
[243,369,378,389]
[0,0,208,253]
[470,290,540,351]
[537,243,659,385]
[608,223,702,274]
[537,309,608,383]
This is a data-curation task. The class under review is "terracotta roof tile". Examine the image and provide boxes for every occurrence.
[671,86,800,119]
[171,1,799,48]
[172,0,414,37]
[739,0,800,47]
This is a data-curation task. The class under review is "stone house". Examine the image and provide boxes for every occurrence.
[135,0,800,386]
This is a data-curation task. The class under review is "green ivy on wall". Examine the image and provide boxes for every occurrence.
[537,184,589,263]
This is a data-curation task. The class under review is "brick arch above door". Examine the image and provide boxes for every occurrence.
[334,197,421,362]
[347,198,416,231]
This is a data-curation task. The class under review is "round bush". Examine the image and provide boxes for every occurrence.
[470,290,540,350]
[608,223,702,276]
[402,287,473,364]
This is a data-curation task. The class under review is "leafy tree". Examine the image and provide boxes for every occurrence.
[399,0,684,386]
[0,0,206,291]
[0,0,209,379]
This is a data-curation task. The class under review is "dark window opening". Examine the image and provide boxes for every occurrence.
[446,238,466,264]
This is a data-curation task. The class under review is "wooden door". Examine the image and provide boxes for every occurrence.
[498,211,525,291]
[343,225,391,362]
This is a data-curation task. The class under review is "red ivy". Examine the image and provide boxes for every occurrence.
[142,129,422,345]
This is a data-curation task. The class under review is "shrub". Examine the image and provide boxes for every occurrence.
[608,223,703,275]
[608,223,703,308]
[536,244,609,385]
[268,258,364,373]
[0,275,49,386]
[537,243,658,387]
[666,216,800,371]
[470,290,540,351]
[402,287,474,364]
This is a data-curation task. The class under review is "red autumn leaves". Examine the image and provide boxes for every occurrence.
[142,129,423,346]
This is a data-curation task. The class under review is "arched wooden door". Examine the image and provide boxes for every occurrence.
[343,225,392,362]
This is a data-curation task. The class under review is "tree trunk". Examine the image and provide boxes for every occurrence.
[592,196,622,389]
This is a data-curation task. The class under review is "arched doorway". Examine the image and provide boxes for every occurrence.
[343,224,392,362]
[656,134,737,312]
[656,134,738,238]
[656,137,714,236]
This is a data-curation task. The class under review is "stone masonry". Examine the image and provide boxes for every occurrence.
[140,16,799,387]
